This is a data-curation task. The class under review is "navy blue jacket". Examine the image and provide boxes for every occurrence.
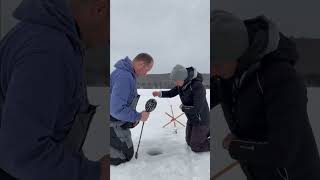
[0,0,99,179]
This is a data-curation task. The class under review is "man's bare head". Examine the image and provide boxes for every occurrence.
[69,0,109,48]
[132,53,154,77]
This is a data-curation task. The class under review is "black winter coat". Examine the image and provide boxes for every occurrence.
[211,16,320,180]
[161,67,209,126]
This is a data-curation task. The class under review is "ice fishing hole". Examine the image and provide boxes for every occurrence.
[147,148,163,156]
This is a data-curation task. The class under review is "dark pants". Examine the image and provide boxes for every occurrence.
[110,121,134,165]
[186,122,210,152]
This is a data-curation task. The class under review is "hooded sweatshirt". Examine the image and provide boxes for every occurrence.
[110,57,141,122]
[0,0,99,179]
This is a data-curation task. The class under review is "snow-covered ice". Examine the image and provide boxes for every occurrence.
[111,89,210,180]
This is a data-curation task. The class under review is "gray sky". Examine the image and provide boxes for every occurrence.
[212,0,320,39]
[110,0,210,74]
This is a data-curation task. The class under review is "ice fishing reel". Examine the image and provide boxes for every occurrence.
[122,99,157,129]
[135,98,157,159]
[145,99,157,112]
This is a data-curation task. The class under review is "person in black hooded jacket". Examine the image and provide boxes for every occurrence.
[0,0,109,179]
[153,65,210,152]
[211,10,320,180]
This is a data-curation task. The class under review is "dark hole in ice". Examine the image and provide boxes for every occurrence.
[147,148,163,156]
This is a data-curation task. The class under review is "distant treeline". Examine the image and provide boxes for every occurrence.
[137,74,210,89]
[136,73,320,89]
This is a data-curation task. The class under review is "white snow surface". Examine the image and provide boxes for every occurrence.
[111,89,210,180]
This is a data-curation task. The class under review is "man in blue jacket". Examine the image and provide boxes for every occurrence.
[0,0,109,179]
[110,53,153,165]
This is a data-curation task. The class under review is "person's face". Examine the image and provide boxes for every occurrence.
[73,0,109,48]
[212,61,238,79]
[175,80,184,87]
[135,61,153,77]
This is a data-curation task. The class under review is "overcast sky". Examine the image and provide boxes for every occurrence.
[110,0,210,74]
[212,0,320,39]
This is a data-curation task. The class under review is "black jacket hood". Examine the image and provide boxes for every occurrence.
[237,16,299,74]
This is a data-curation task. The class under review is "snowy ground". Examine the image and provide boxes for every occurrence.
[83,87,320,179]
[111,89,211,180]
[211,87,320,179]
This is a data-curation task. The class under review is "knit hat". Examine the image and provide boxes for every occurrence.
[170,64,188,81]
[211,10,249,64]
